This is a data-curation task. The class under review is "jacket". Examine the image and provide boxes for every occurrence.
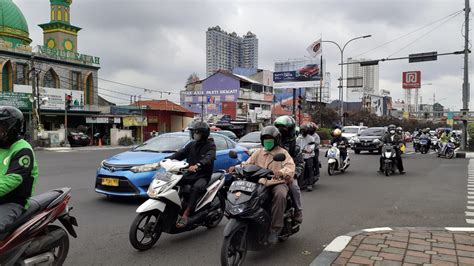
[381,133,403,145]
[167,138,216,181]
[0,139,39,207]
[242,146,295,181]
[331,136,349,150]
[296,135,315,159]
[281,138,305,179]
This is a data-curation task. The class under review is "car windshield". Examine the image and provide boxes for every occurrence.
[360,128,385,136]
[134,134,189,153]
[342,127,359,134]
[239,132,260,143]
[218,131,236,138]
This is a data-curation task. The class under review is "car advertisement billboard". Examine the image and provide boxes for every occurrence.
[273,58,322,89]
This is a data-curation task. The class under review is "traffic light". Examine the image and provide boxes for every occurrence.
[297,95,303,110]
[65,94,72,110]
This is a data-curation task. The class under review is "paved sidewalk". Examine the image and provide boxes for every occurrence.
[36,145,132,151]
[312,227,474,266]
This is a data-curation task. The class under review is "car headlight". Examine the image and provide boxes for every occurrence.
[100,160,106,167]
[131,162,161,173]
[353,137,360,143]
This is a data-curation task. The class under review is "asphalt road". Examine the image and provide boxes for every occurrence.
[33,145,468,266]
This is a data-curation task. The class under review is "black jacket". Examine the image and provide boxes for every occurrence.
[331,137,349,149]
[381,133,403,145]
[281,138,305,179]
[167,138,216,181]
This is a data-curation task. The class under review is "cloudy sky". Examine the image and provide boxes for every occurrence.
[17,0,471,110]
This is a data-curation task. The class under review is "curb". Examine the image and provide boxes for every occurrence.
[310,227,474,266]
[455,150,474,158]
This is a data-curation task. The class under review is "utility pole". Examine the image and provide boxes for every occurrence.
[29,56,38,146]
[292,88,296,119]
[462,0,471,150]
[319,55,324,126]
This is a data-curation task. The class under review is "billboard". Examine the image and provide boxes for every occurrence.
[402,71,421,89]
[273,58,322,89]
[14,85,84,111]
[0,92,32,110]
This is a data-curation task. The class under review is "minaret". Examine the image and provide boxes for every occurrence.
[39,0,81,52]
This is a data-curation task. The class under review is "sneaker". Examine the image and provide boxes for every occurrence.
[399,171,406,175]
[294,210,303,223]
[268,228,282,244]
[306,185,313,191]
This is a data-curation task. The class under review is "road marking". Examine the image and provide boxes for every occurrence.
[446,227,474,231]
[466,219,474,224]
[324,236,352,252]
[467,160,474,224]
[467,206,474,210]
[363,227,393,232]
[465,211,474,216]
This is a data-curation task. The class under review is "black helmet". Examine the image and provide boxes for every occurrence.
[260,126,281,147]
[0,106,23,148]
[273,115,296,139]
[188,120,210,141]
[300,124,311,136]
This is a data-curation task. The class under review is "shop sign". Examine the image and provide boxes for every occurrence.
[123,116,147,127]
[0,92,32,110]
[37,45,100,65]
[14,85,84,111]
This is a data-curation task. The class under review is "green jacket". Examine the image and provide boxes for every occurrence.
[440,132,452,143]
[0,139,39,208]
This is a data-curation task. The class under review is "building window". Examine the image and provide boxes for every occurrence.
[44,69,59,88]
[15,63,27,85]
[71,71,81,90]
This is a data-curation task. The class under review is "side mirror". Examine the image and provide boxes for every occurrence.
[229,150,238,159]
[273,153,286,162]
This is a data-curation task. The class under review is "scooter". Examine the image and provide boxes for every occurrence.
[0,188,78,265]
[437,138,456,159]
[129,159,226,251]
[380,144,399,176]
[220,153,300,266]
[419,136,430,154]
[413,137,420,152]
[431,136,439,151]
[327,143,350,176]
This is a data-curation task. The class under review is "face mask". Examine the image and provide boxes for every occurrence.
[390,130,395,134]
[263,139,275,151]
[193,133,202,141]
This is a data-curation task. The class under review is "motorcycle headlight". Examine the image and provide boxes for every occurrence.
[147,179,173,198]
[131,162,161,173]
[228,204,246,215]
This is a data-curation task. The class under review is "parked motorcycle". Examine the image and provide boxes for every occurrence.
[326,143,350,176]
[220,153,299,266]
[0,188,78,265]
[380,144,399,176]
[437,138,456,159]
[419,137,430,154]
[129,159,226,251]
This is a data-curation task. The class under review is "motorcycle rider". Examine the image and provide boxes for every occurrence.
[241,126,295,244]
[274,115,304,223]
[0,107,39,233]
[330,128,349,164]
[439,128,453,155]
[379,125,405,174]
[167,121,216,228]
[420,128,431,148]
[308,122,320,178]
[296,124,315,191]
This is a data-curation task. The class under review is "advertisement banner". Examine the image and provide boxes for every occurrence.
[273,58,322,89]
[14,85,84,111]
[0,92,32,110]
[402,71,421,89]
[123,116,147,127]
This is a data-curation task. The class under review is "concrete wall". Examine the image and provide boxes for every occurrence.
[110,128,132,146]
[171,115,193,132]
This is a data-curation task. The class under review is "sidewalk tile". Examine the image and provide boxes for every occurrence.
[359,244,382,252]
[364,238,386,245]
[387,236,409,242]
[432,242,455,249]
[374,260,402,266]
[371,234,387,239]
[409,238,431,245]
[458,256,474,264]
[457,250,474,258]
[386,240,408,249]
[410,233,431,239]
[404,255,430,264]
[456,244,474,252]
[402,263,417,266]
[406,250,429,258]
[382,247,406,255]
[339,250,353,259]
[432,236,454,243]
[407,244,430,252]
[348,255,375,265]
[379,252,404,261]
[332,257,349,265]
[345,245,357,251]
[355,250,379,258]
[432,254,458,263]
[430,260,457,266]
[432,247,456,256]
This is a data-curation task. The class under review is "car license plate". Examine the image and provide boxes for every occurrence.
[229,180,256,193]
[101,178,119,187]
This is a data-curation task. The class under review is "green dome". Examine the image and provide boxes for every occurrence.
[0,0,31,45]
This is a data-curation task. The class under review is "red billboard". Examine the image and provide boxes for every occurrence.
[402,71,421,89]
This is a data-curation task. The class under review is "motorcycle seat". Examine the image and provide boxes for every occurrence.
[208,171,225,186]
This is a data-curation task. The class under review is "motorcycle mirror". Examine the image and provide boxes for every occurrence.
[229,150,238,159]
[273,153,286,162]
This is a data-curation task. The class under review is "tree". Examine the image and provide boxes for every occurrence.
[310,104,339,128]
[185,72,200,86]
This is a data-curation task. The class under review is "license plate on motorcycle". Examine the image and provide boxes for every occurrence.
[229,180,256,193]
[101,177,119,187]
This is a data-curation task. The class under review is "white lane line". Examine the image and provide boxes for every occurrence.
[468,196,474,199]
[465,211,474,216]
[467,206,474,210]
[469,201,474,204]
[467,219,474,224]
[324,236,352,252]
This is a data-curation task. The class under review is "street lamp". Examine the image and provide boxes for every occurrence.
[323,34,372,125]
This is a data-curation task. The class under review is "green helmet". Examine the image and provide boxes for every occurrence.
[273,115,296,139]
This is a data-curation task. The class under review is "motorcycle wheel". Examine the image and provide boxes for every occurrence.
[47,225,69,266]
[220,224,247,266]
[206,193,226,229]
[328,163,335,176]
[384,163,390,177]
[129,210,162,251]
[447,149,455,159]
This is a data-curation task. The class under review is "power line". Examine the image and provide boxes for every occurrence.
[353,9,464,58]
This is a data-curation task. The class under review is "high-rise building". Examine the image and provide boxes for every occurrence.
[206,26,258,77]
[346,58,379,102]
